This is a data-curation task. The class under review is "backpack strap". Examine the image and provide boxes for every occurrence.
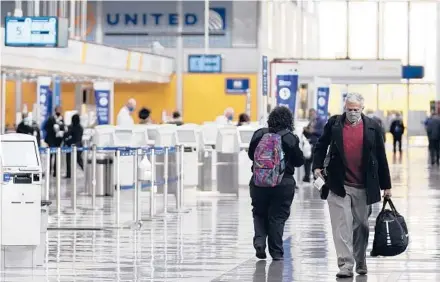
[276,129,290,137]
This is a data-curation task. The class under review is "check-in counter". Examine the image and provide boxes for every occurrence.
[215,126,240,195]
[176,126,199,188]
[198,123,219,191]
[113,127,136,189]
[237,125,261,186]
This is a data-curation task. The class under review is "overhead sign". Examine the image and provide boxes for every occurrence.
[5,16,58,47]
[103,3,226,36]
[276,74,298,116]
[316,87,330,120]
[225,78,249,94]
[188,55,222,73]
[95,90,110,125]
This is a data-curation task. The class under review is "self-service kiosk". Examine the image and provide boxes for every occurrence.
[114,127,135,189]
[0,133,49,268]
[154,126,177,194]
[237,125,260,186]
[215,126,240,195]
[199,123,220,191]
[176,126,199,188]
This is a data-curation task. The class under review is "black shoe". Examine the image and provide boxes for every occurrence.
[255,246,267,260]
[302,176,310,183]
[64,176,71,179]
[272,257,284,261]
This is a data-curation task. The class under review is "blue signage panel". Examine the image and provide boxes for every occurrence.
[225,78,249,94]
[276,74,298,116]
[316,87,330,120]
[39,85,52,138]
[402,65,424,79]
[5,16,58,47]
[95,90,110,125]
[188,55,222,73]
[262,56,268,96]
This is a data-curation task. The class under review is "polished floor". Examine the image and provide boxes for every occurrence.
[2,146,440,281]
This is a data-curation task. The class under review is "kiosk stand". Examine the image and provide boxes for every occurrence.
[154,127,177,194]
[215,126,240,195]
[237,126,259,186]
[0,133,50,268]
[176,127,199,188]
[198,123,219,191]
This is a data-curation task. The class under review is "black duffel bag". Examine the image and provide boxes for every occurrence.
[370,197,409,257]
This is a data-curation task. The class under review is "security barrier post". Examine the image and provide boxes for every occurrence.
[45,148,50,201]
[56,147,61,215]
[91,145,97,210]
[71,145,77,213]
[133,149,139,223]
[162,147,169,215]
[115,149,121,225]
[136,149,142,222]
[176,146,182,211]
[179,144,185,208]
[150,148,156,217]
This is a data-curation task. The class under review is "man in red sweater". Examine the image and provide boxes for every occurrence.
[312,93,392,278]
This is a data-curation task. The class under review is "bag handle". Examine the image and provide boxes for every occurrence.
[381,197,398,213]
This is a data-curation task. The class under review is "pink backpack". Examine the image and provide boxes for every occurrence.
[253,130,288,187]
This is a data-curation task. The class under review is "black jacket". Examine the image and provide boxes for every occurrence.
[426,116,440,140]
[44,116,65,147]
[248,128,305,178]
[312,114,392,205]
[64,125,84,147]
[390,119,405,137]
[16,121,41,147]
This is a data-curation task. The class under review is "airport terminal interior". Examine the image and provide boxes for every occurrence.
[1,0,440,281]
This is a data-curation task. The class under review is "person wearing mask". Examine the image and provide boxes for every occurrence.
[215,107,235,125]
[117,98,136,126]
[168,111,183,126]
[64,114,84,178]
[44,106,65,177]
[425,111,440,166]
[248,106,304,261]
[17,112,41,147]
[313,93,392,278]
[389,112,405,154]
[138,107,152,124]
[237,113,250,126]
[302,109,325,182]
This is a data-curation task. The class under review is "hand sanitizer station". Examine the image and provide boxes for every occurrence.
[0,134,48,269]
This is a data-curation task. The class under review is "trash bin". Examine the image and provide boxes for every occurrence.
[36,200,52,267]
[216,152,239,195]
[86,154,114,196]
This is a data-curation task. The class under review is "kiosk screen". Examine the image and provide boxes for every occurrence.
[1,141,39,167]
[178,131,196,143]
[239,131,254,144]
[114,130,133,146]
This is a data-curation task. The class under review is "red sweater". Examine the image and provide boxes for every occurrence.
[342,120,364,187]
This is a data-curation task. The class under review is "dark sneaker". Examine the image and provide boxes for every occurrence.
[356,262,367,275]
[272,257,283,261]
[336,269,353,278]
[302,176,310,183]
[255,246,267,260]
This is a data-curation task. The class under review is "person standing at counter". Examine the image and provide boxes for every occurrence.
[44,106,65,177]
[17,112,41,147]
[64,114,84,179]
[138,107,152,124]
[168,111,183,126]
[117,98,136,126]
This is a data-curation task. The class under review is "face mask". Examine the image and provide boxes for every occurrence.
[346,111,361,124]
[227,115,233,121]
[127,106,134,113]
[24,117,32,126]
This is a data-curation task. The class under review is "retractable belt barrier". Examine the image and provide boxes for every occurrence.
[38,145,185,229]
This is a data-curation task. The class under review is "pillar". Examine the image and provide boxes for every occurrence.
[1,73,6,134]
[95,0,104,44]
[436,2,440,101]
[176,0,184,114]
[15,79,23,125]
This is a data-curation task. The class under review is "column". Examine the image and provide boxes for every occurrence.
[176,0,184,113]
[95,0,104,44]
[204,0,209,53]
[93,81,113,125]
[436,2,440,100]
[37,77,52,133]
[15,79,23,125]
[257,1,266,121]
[1,73,6,134]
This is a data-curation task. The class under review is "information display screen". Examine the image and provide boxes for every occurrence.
[178,131,196,143]
[188,55,222,73]
[5,16,58,47]
[1,141,39,167]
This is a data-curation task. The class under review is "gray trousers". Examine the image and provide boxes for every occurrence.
[327,185,371,270]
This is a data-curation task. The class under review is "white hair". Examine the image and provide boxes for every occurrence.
[127,98,136,107]
[345,93,364,108]
[224,107,234,116]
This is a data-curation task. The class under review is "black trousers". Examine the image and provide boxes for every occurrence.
[65,152,84,177]
[428,139,440,165]
[303,145,314,180]
[50,153,58,177]
[250,177,295,259]
[393,135,402,153]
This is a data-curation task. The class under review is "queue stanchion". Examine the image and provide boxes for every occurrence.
[56,147,62,216]
[175,145,182,211]
[150,148,156,218]
[71,145,77,213]
[163,147,169,216]
[91,145,97,210]
[132,148,142,229]
[179,144,185,209]
[45,147,50,201]
[136,149,142,223]
[115,149,121,226]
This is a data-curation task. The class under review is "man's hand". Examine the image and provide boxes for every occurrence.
[314,169,323,179]
[383,189,392,198]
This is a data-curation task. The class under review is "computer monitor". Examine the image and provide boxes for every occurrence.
[239,130,254,145]
[1,140,39,167]
[177,130,197,144]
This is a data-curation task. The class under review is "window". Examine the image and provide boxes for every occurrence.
[382,2,408,64]
[318,1,347,58]
[348,2,378,58]
[409,3,436,82]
